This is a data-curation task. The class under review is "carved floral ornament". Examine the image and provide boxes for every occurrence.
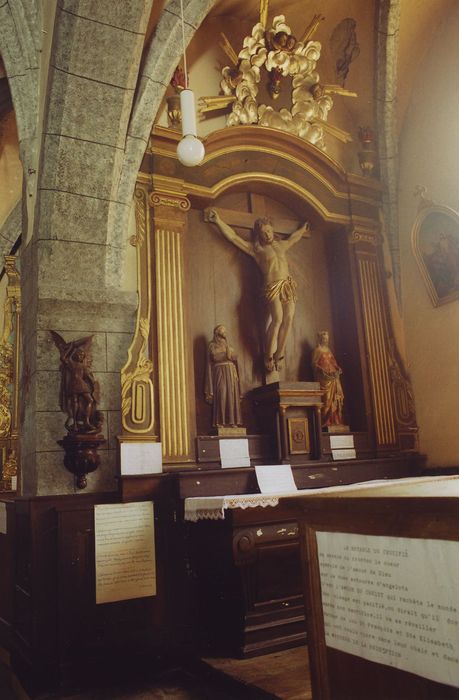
[0,344,13,438]
[199,13,356,150]
[0,304,14,439]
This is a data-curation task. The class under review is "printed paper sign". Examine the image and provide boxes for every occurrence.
[255,464,297,494]
[120,442,162,475]
[95,501,156,604]
[317,531,459,688]
[219,438,250,468]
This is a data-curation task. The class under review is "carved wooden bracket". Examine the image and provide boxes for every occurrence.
[58,433,106,489]
[121,184,156,436]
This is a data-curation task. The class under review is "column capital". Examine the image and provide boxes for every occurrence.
[149,191,190,212]
[348,226,382,247]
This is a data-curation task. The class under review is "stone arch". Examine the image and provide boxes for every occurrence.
[0,0,39,160]
[32,1,155,288]
[109,0,217,266]
[0,0,40,220]
[22,0,217,289]
[0,202,21,261]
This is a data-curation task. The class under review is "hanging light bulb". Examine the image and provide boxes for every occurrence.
[176,0,205,167]
[177,89,205,166]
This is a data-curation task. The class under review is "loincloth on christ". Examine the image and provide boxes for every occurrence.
[264,276,297,303]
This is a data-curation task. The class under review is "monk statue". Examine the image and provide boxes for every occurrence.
[312,330,345,428]
[208,208,309,372]
[205,325,243,430]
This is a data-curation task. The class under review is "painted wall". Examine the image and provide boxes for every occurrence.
[0,111,21,229]
[399,5,459,466]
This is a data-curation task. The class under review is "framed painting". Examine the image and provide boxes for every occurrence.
[411,201,459,306]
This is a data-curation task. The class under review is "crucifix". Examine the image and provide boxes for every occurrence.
[205,193,310,374]
[204,192,310,238]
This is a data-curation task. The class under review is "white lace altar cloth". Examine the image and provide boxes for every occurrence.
[183,475,459,522]
[184,493,283,522]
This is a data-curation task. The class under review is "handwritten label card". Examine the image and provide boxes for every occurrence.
[255,464,297,494]
[317,531,459,688]
[219,438,250,468]
[330,434,354,449]
[331,448,356,460]
[95,502,156,604]
[120,442,162,475]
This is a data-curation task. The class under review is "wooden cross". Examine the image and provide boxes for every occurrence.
[204,193,311,239]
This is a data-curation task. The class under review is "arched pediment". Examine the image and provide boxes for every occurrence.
[146,125,382,233]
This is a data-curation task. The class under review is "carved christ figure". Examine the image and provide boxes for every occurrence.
[208,208,309,372]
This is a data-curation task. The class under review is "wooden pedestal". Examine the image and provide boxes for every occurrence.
[186,503,306,658]
[177,454,424,659]
[252,382,323,464]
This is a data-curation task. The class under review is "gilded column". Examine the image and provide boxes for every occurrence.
[150,192,193,462]
[349,229,397,449]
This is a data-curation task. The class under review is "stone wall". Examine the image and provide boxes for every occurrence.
[8,0,216,495]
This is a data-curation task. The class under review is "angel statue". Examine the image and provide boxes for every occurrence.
[50,331,103,434]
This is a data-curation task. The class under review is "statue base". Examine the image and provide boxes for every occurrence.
[217,426,247,437]
[324,424,350,434]
[58,432,106,489]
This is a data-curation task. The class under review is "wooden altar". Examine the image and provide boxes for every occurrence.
[0,458,422,689]
[119,454,422,659]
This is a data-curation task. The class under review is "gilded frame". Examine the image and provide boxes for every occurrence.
[411,202,459,307]
[288,417,310,455]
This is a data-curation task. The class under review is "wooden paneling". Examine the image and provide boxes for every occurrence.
[284,489,459,700]
[10,492,178,688]
[0,499,14,648]
[4,455,426,689]
[186,512,306,658]
[176,455,423,499]
[174,455,423,657]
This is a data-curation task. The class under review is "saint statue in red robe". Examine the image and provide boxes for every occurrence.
[312,330,345,428]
